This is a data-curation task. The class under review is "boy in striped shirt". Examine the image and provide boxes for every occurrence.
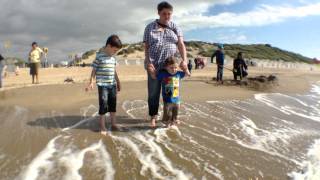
[86,35,122,135]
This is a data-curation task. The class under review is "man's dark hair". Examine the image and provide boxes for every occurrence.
[157,1,173,12]
[164,56,178,67]
[106,35,122,49]
[237,52,243,59]
[0,54,4,61]
[32,42,37,46]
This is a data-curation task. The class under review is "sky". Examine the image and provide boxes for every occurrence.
[0,0,319,62]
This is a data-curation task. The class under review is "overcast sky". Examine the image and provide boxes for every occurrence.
[0,0,320,62]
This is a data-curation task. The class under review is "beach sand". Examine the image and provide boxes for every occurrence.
[0,64,320,179]
[2,64,320,99]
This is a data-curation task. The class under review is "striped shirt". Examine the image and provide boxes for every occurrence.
[92,52,116,87]
[143,20,183,71]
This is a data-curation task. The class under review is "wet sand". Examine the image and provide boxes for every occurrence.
[1,65,320,179]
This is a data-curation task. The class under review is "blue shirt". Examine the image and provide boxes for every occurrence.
[157,71,185,104]
[92,52,116,87]
[211,50,224,65]
[143,20,183,70]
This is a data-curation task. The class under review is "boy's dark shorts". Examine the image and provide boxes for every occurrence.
[162,103,179,123]
[98,85,117,115]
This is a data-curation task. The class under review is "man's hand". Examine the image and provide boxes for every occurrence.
[147,63,157,79]
[179,60,190,76]
[117,83,121,92]
[85,82,94,92]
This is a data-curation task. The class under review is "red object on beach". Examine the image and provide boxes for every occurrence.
[194,57,207,69]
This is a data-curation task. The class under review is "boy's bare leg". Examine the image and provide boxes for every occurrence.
[172,104,180,125]
[110,112,120,131]
[99,115,107,136]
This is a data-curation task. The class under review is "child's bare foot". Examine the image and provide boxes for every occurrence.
[168,122,176,128]
[174,119,181,125]
[100,130,107,136]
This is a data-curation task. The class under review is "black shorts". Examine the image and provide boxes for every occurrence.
[30,63,40,75]
[98,85,117,115]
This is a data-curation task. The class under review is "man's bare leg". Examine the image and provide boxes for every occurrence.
[36,75,39,84]
[32,75,35,84]
[151,115,156,128]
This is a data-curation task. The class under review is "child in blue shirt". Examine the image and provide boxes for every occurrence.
[154,56,185,127]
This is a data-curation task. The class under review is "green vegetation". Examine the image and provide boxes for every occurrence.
[118,43,144,55]
[4,57,26,66]
[223,44,311,63]
[82,50,96,59]
[186,41,312,63]
[81,41,312,63]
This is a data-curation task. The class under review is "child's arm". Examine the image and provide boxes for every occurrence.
[115,69,120,92]
[179,71,186,79]
[85,68,96,91]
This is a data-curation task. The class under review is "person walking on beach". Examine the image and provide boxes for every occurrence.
[144,1,190,128]
[211,44,224,84]
[233,52,248,81]
[86,35,122,136]
[0,54,7,89]
[28,42,44,84]
[188,60,193,74]
[150,56,186,128]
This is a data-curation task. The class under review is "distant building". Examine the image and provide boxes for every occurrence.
[60,61,69,67]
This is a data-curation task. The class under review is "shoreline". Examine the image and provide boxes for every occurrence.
[1,66,320,102]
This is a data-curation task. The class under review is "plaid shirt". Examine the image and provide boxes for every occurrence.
[143,20,183,70]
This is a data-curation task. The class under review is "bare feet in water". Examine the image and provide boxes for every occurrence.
[100,129,107,136]
[111,124,121,131]
[151,118,156,128]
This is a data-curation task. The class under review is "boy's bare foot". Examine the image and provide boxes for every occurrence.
[174,119,181,125]
[168,122,176,128]
[111,124,121,131]
[100,130,107,136]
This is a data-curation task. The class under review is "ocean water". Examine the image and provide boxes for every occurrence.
[0,82,319,180]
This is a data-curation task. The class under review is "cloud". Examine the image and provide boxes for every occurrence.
[176,2,320,30]
[0,0,238,62]
[0,0,319,62]
[215,32,248,44]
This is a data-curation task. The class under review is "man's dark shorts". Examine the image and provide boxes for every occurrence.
[98,85,117,115]
[30,62,40,75]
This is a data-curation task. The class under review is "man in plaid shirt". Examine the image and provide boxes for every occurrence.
[143,1,190,128]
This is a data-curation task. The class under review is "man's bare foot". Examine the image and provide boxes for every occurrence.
[151,118,156,128]
[174,119,181,125]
